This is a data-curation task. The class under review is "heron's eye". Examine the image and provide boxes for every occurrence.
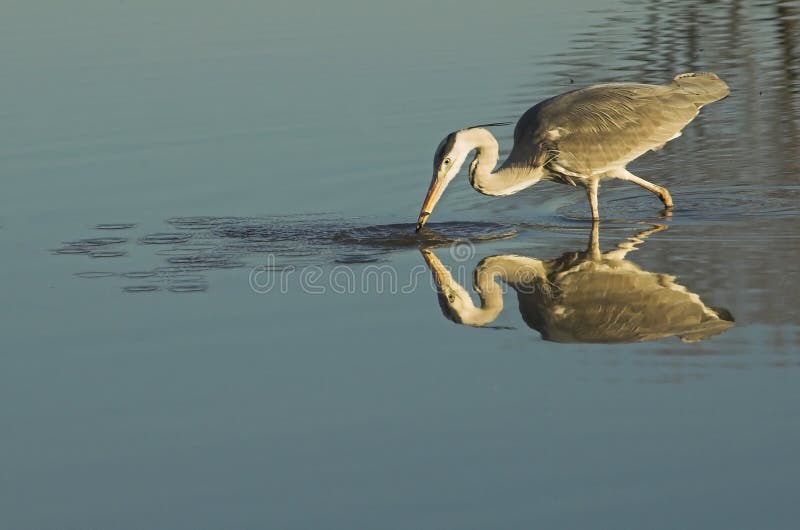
[443,158,452,166]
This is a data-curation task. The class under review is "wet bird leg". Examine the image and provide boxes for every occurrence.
[607,167,673,209]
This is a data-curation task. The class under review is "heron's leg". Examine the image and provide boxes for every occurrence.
[586,178,600,220]
[608,167,673,208]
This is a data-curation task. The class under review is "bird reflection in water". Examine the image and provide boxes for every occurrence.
[422,223,734,343]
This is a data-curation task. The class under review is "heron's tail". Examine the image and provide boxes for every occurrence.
[671,72,730,105]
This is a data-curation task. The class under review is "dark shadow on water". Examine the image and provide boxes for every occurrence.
[53,215,518,293]
[334,221,517,247]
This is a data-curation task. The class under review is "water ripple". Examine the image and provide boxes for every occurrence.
[139,233,193,245]
[52,236,128,255]
[74,271,116,279]
[95,223,137,230]
[591,185,800,223]
[122,285,160,293]
[58,215,518,293]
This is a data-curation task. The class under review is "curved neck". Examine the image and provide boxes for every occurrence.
[423,249,549,328]
[476,256,548,296]
[445,256,550,327]
[469,270,506,324]
[422,249,503,326]
[462,128,543,196]
[445,272,504,327]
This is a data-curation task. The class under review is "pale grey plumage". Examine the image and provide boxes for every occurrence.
[416,73,729,229]
[506,72,729,176]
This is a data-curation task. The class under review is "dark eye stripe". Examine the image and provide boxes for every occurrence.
[434,132,458,166]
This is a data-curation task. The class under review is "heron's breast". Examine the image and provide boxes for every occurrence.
[554,137,657,176]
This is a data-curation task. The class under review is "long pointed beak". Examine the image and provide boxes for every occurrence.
[416,176,446,232]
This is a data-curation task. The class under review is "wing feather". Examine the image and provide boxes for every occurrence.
[507,81,706,175]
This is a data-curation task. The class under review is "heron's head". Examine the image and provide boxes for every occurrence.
[421,249,501,326]
[415,130,473,231]
[415,123,510,231]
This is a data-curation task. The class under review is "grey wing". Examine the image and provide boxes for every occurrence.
[510,82,703,176]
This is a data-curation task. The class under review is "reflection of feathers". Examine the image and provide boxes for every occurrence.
[480,252,733,344]
[517,260,734,343]
[535,277,559,301]
[425,226,735,344]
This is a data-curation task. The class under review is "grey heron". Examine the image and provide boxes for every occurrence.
[416,72,729,230]
[422,223,734,343]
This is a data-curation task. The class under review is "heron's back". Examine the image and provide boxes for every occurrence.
[509,73,729,175]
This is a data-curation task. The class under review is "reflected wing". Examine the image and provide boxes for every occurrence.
[519,263,735,343]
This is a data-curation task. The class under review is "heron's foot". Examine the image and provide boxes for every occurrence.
[658,188,673,209]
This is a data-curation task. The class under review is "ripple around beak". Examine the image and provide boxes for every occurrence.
[334,221,518,248]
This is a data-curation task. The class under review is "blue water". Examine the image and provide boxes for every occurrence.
[2,0,799,528]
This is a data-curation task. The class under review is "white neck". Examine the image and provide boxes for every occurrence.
[431,252,549,327]
[464,268,506,326]
[461,128,543,196]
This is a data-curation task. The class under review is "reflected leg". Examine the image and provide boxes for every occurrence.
[604,223,668,261]
[587,219,601,260]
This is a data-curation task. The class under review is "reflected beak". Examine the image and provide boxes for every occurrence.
[416,176,446,232]
[420,249,448,288]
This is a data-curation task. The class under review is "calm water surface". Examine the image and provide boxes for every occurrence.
[2,0,799,528]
